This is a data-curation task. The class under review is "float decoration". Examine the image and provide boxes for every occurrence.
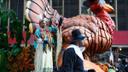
[25,0,115,71]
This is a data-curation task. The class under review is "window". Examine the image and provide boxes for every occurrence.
[0,0,8,8]
[10,0,24,22]
[52,0,63,15]
[51,0,80,18]
[117,0,128,30]
[64,0,79,17]
[81,0,89,14]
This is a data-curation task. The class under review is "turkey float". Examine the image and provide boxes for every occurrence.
[25,0,115,71]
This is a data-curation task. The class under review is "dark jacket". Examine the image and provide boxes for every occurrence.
[59,48,86,72]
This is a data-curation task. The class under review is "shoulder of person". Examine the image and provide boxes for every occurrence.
[64,48,75,54]
[63,48,77,57]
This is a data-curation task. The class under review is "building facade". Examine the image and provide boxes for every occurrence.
[1,0,128,30]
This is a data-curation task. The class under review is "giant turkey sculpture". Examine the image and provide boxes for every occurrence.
[25,0,115,71]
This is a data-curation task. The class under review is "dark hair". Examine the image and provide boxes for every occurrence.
[88,69,96,72]
[70,40,81,45]
[70,40,77,44]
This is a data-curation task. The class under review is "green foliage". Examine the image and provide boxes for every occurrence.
[10,45,21,57]
[0,8,24,71]
[0,49,8,72]
[0,8,23,48]
[0,33,8,49]
[0,1,32,71]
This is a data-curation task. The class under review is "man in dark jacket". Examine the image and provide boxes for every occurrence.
[59,29,87,72]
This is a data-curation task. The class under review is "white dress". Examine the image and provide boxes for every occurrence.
[34,38,53,72]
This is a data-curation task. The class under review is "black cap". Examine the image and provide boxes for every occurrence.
[72,29,85,41]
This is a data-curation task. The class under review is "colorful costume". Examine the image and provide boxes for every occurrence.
[33,25,53,72]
